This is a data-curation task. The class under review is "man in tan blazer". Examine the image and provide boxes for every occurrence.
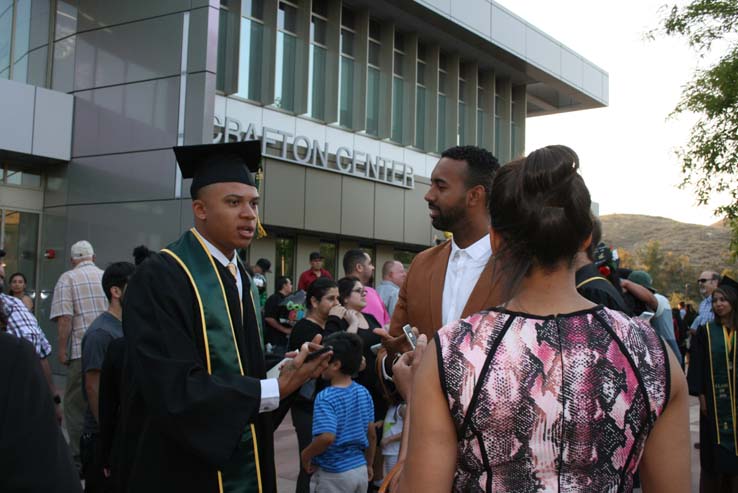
[386,146,502,341]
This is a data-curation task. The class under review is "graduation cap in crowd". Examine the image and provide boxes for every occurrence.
[174,140,267,238]
[719,275,738,295]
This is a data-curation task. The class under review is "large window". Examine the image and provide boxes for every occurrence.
[457,76,466,145]
[0,0,50,86]
[338,7,356,128]
[391,32,405,143]
[437,53,448,153]
[0,209,40,307]
[415,44,427,150]
[511,100,518,157]
[394,249,418,268]
[477,83,485,146]
[494,92,502,156]
[3,163,41,188]
[274,1,298,111]
[275,237,296,283]
[319,240,337,279]
[0,0,12,79]
[308,1,328,120]
[233,0,265,101]
[365,19,381,136]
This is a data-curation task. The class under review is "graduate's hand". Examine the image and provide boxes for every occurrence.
[300,449,317,474]
[278,335,332,396]
[373,328,412,354]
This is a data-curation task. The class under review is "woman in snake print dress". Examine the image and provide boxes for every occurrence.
[394,145,690,492]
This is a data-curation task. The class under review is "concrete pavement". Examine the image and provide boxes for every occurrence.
[273,397,703,492]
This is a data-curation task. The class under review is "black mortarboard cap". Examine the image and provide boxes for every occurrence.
[719,275,738,294]
[174,140,261,198]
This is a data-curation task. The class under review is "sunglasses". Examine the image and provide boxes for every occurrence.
[697,278,715,283]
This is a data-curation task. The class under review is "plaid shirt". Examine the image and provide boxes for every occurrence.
[691,295,715,330]
[50,260,108,360]
[1,293,52,359]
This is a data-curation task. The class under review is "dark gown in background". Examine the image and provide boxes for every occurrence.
[688,323,738,477]
[120,252,279,493]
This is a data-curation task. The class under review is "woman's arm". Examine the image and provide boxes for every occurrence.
[396,340,457,492]
[638,345,691,492]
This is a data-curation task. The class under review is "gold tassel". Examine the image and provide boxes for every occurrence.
[255,167,267,238]
[257,216,267,239]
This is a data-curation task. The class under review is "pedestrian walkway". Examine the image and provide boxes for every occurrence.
[274,397,703,492]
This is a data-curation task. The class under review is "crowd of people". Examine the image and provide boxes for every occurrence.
[0,139,736,493]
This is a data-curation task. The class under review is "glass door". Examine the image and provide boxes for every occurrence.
[0,209,40,309]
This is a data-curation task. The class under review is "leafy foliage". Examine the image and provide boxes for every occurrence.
[655,0,738,257]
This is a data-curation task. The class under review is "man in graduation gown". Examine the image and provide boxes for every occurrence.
[120,140,332,493]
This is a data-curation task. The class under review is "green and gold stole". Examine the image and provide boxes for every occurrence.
[162,228,263,493]
[706,321,738,455]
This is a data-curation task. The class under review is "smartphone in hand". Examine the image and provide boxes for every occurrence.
[305,345,333,362]
[402,324,417,350]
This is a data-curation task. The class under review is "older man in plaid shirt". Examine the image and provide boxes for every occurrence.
[0,249,62,422]
[50,240,108,463]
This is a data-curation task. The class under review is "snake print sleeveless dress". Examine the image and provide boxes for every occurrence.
[436,306,670,493]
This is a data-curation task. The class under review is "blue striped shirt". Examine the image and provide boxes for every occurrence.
[691,295,714,330]
[311,382,374,473]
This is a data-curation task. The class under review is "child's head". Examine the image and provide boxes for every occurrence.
[322,332,363,378]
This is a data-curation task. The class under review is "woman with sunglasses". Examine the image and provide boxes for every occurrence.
[690,277,738,492]
[327,277,387,421]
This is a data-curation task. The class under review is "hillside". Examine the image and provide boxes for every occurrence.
[600,214,736,274]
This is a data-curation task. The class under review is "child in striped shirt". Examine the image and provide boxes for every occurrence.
[301,332,376,493]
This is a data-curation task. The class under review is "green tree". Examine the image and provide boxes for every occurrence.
[654,0,738,258]
[625,241,698,299]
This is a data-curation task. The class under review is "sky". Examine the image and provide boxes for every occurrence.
[495,0,724,226]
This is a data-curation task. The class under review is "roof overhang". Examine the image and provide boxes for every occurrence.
[345,0,609,117]
[0,78,73,164]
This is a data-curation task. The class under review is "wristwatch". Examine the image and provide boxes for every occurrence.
[53,395,62,405]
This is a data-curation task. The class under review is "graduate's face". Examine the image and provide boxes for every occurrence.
[193,182,260,253]
[713,291,734,319]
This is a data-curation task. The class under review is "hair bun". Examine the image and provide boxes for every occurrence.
[490,145,592,271]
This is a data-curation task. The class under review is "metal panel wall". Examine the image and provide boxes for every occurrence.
[304,168,342,234]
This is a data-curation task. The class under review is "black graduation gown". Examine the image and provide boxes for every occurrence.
[688,323,738,475]
[121,252,277,493]
[575,264,631,315]
[0,332,82,493]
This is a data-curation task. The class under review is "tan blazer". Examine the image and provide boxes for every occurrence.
[389,239,504,339]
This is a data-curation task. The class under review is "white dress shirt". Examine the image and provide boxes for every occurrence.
[196,230,280,413]
[441,234,492,326]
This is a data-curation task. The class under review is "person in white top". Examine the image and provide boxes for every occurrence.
[376,145,501,352]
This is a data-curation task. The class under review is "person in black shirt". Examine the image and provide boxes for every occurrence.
[287,278,340,493]
[263,276,293,355]
[0,332,82,493]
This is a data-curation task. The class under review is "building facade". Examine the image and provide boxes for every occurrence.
[0,0,608,371]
